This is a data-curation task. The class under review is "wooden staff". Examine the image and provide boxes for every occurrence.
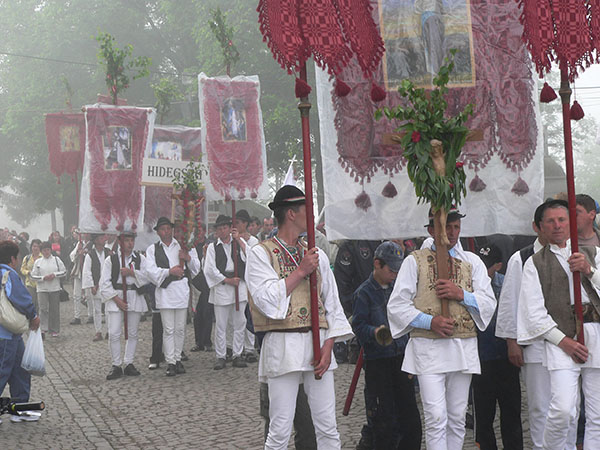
[343,347,364,416]
[119,235,128,340]
[232,201,240,311]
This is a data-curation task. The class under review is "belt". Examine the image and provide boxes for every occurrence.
[272,327,312,333]
[114,284,138,291]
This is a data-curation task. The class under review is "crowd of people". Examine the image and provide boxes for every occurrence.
[2,189,600,449]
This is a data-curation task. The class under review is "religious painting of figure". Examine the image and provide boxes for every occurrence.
[378,0,475,89]
[59,125,80,153]
[220,98,247,142]
[150,139,183,160]
[102,126,132,170]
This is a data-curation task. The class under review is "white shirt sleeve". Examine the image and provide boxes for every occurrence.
[203,243,226,289]
[81,254,93,289]
[187,248,201,278]
[100,254,117,301]
[143,243,169,287]
[495,252,523,339]
[387,255,422,338]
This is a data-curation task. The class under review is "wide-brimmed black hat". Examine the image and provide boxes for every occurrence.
[215,214,233,227]
[119,230,136,237]
[424,206,465,228]
[234,209,251,223]
[154,216,175,231]
[268,185,306,210]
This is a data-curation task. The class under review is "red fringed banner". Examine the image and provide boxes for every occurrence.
[79,105,156,233]
[198,74,269,201]
[143,125,203,227]
[45,112,85,180]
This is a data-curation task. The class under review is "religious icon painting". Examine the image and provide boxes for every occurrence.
[79,104,156,233]
[45,112,85,180]
[198,73,269,202]
[150,140,183,160]
[102,126,133,170]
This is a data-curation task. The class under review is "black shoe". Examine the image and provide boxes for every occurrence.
[166,364,176,377]
[232,357,247,368]
[124,364,140,376]
[86,317,94,324]
[106,365,123,380]
[204,344,213,352]
[213,358,226,370]
[244,352,258,363]
[70,318,81,325]
[190,345,203,352]
[175,361,186,374]
[181,351,189,362]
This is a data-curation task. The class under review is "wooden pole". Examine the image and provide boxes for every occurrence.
[559,64,584,345]
[119,235,128,340]
[342,347,364,416]
[232,200,240,311]
[298,63,322,379]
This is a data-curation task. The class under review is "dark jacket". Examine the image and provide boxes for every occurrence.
[352,273,408,360]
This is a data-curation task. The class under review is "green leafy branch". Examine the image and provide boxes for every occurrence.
[208,8,239,74]
[375,50,473,212]
[96,32,151,105]
[172,158,208,194]
[151,77,183,124]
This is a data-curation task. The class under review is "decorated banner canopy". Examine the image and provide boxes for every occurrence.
[143,125,204,228]
[316,0,544,240]
[45,112,85,181]
[198,73,269,201]
[79,104,156,233]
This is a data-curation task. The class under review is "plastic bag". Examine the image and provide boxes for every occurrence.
[21,328,46,376]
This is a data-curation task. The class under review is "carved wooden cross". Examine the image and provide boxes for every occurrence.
[382,129,483,317]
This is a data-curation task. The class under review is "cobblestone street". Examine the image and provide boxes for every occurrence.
[2,296,534,449]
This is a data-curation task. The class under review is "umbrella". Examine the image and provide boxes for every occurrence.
[257,0,385,374]
[519,0,600,344]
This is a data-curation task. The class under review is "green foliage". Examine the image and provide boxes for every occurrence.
[152,77,183,124]
[208,7,240,73]
[96,31,151,105]
[172,158,208,194]
[376,50,473,212]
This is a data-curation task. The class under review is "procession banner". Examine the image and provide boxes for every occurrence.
[142,125,205,228]
[316,0,544,240]
[79,104,156,233]
[198,73,269,201]
[45,112,85,180]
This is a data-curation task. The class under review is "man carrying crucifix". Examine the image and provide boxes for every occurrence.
[245,185,352,450]
[387,208,496,450]
[517,200,600,449]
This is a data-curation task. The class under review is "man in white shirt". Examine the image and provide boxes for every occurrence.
[387,208,496,450]
[100,231,149,380]
[246,185,353,450]
[69,232,90,325]
[517,200,600,449]
[82,234,108,342]
[204,214,249,370]
[144,217,200,377]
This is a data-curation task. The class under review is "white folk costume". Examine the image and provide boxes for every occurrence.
[387,244,496,450]
[517,241,600,450]
[100,250,149,368]
[243,234,260,356]
[203,235,249,361]
[144,239,200,366]
[69,240,89,321]
[82,246,108,335]
[246,237,353,450]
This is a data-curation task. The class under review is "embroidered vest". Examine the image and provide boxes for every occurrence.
[532,245,600,338]
[249,238,328,332]
[410,249,476,339]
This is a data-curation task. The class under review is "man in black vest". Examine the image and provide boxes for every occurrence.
[82,233,108,342]
[144,217,200,377]
[190,224,213,353]
[517,200,600,449]
[203,214,249,370]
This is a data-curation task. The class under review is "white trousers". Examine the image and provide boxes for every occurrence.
[107,311,142,366]
[417,372,472,450]
[544,367,600,450]
[245,329,256,353]
[214,302,246,359]
[160,308,187,365]
[86,289,103,333]
[72,277,84,319]
[265,370,340,450]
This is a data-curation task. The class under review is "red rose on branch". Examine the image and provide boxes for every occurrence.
[456,162,464,168]
[411,131,421,143]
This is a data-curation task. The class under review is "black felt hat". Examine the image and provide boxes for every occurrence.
[153,216,175,231]
[268,185,306,210]
[234,209,251,223]
[215,214,233,227]
[424,206,466,228]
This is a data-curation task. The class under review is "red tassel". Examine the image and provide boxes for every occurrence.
[570,101,584,120]
[370,82,386,102]
[295,77,312,98]
[540,82,557,103]
[469,174,486,192]
[354,191,372,211]
[382,181,398,198]
[335,79,351,97]
[511,176,529,196]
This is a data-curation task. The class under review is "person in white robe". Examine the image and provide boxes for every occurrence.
[517,200,600,450]
[387,209,496,450]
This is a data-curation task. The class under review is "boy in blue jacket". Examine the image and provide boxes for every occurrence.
[352,241,422,449]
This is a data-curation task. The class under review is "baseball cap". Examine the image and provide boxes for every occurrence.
[374,241,404,272]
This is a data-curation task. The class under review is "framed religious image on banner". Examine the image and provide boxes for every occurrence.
[378,0,476,89]
[45,112,85,180]
[221,98,247,142]
[59,125,81,153]
[103,126,133,170]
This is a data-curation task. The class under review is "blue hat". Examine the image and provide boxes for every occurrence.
[374,241,404,272]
